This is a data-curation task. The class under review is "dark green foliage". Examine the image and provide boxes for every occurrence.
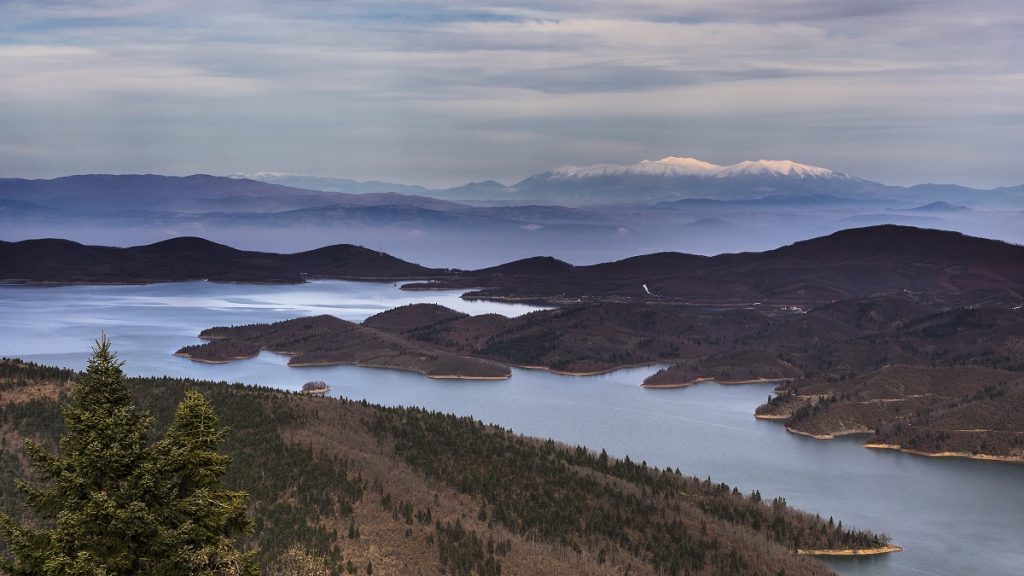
[131,377,362,572]
[1,338,161,575]
[370,406,884,575]
[2,357,879,575]
[0,359,362,575]
[435,520,501,576]
[0,341,258,575]
[147,390,258,574]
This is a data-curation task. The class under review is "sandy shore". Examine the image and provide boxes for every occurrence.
[784,426,874,440]
[753,413,790,420]
[642,376,792,389]
[514,363,659,377]
[797,544,902,556]
[864,443,1024,464]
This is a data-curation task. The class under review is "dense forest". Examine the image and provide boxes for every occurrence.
[1,358,888,575]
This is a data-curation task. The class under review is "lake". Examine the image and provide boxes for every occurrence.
[1,280,1022,576]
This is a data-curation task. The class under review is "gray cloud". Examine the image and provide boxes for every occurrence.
[1,0,1022,188]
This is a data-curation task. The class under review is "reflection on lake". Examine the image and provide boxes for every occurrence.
[1,280,1022,576]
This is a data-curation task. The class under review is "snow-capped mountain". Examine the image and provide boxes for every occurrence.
[551,157,724,179]
[549,157,853,181]
[236,156,1017,207]
[503,156,876,204]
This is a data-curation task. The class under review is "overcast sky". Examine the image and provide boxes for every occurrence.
[2,1,1022,188]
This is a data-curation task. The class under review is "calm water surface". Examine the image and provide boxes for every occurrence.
[2,280,1022,576]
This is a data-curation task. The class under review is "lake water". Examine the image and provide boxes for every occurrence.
[1,280,1022,576]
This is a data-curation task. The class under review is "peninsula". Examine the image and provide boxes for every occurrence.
[180,287,1024,462]
[175,313,511,380]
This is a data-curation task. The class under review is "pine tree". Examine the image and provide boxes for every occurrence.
[0,335,158,575]
[149,390,258,575]
[0,337,258,575]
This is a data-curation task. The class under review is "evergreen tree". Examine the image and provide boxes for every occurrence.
[1,336,158,575]
[0,337,258,575]
[149,390,257,575]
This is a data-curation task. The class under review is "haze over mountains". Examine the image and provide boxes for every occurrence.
[2,155,1022,267]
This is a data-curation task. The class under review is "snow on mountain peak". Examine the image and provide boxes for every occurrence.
[228,172,291,180]
[644,156,725,174]
[713,159,844,179]
[551,157,721,179]
[550,157,849,180]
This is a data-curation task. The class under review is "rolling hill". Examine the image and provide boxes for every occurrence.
[0,237,439,284]
[0,359,889,575]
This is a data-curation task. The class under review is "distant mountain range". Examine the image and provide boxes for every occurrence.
[1,158,1022,267]
[0,174,463,213]
[239,156,1024,205]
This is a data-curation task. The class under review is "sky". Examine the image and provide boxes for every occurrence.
[1,0,1023,188]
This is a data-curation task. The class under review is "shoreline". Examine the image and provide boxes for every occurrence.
[771,426,1024,463]
[176,350,511,380]
[754,413,790,420]
[796,544,902,557]
[173,351,257,364]
[785,426,874,440]
[864,443,1024,464]
[642,376,793,389]
[286,359,511,380]
[2,275,449,288]
[514,362,662,377]
[426,374,510,381]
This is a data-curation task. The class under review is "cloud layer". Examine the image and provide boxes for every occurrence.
[2,1,1022,187]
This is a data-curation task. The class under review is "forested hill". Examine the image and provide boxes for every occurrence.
[0,359,891,575]
[408,225,1024,305]
[0,237,440,284]
[4,226,1023,305]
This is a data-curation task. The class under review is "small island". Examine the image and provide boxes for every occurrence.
[301,380,330,396]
